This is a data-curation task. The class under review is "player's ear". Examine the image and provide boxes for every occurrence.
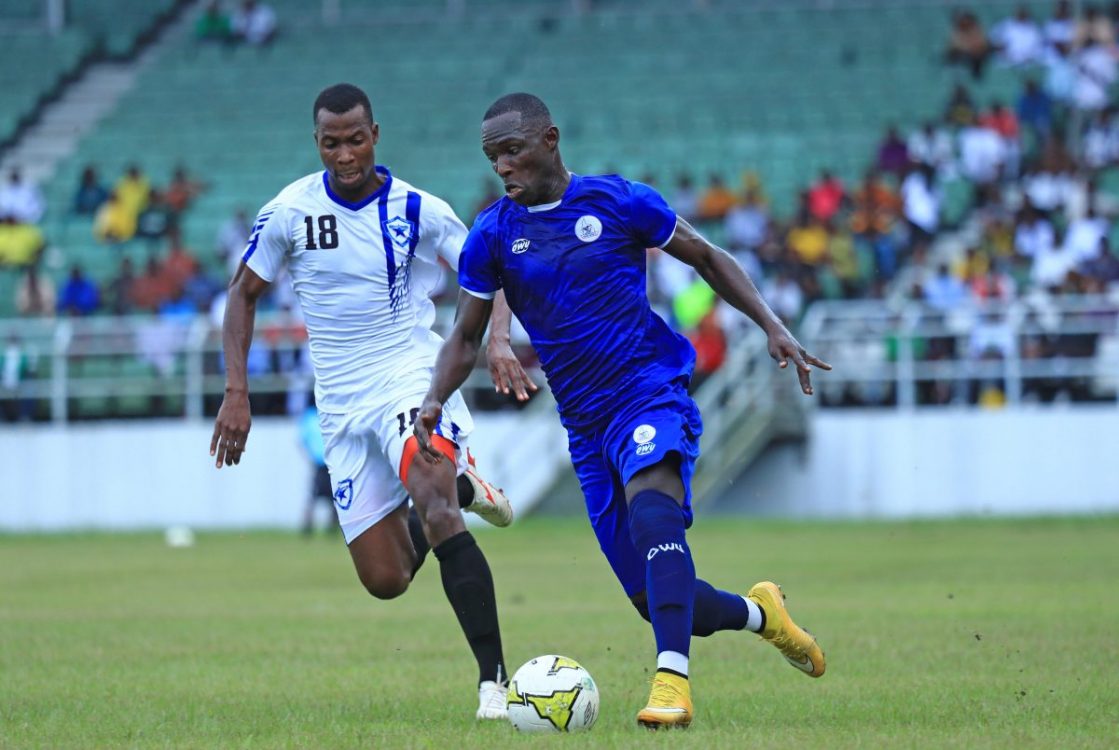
[543,124,560,150]
[370,121,380,146]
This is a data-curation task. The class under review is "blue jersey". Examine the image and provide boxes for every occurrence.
[459,174,696,429]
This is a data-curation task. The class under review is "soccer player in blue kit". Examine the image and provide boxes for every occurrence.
[415,93,831,729]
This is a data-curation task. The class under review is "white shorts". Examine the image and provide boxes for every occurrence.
[319,376,474,544]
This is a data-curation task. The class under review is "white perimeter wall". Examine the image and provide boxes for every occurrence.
[740,406,1119,518]
[0,412,568,532]
[2,407,1116,530]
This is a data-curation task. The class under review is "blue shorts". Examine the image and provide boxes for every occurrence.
[567,383,703,597]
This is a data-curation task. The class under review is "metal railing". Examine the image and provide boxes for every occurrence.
[799,294,1119,409]
[0,312,542,422]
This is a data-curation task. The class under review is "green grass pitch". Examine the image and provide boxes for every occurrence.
[2,517,1117,749]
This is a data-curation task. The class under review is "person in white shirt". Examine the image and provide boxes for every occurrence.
[1013,203,1055,258]
[210,84,521,721]
[901,163,941,238]
[991,6,1044,67]
[1032,228,1078,288]
[1043,0,1075,53]
[958,119,1006,186]
[907,120,955,176]
[1062,207,1109,263]
[1074,40,1117,112]
[0,168,45,224]
[231,0,276,46]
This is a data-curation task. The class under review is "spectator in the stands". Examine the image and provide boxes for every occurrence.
[232,0,277,47]
[104,257,137,315]
[1082,108,1119,169]
[1045,42,1077,105]
[786,205,830,269]
[900,163,940,248]
[216,208,251,277]
[670,174,699,223]
[15,262,56,317]
[958,113,1006,188]
[875,125,909,176]
[165,165,207,215]
[114,164,150,218]
[807,169,845,222]
[991,5,1044,67]
[980,100,1021,178]
[1032,227,1078,289]
[850,169,900,236]
[953,245,990,284]
[56,265,100,316]
[93,191,137,244]
[687,308,727,390]
[1076,3,1116,47]
[1043,0,1076,53]
[945,84,978,127]
[922,263,968,311]
[696,174,737,221]
[724,186,769,253]
[131,256,175,312]
[195,1,233,45]
[182,265,222,312]
[1063,205,1110,263]
[136,188,173,243]
[970,262,1016,302]
[0,168,45,225]
[1073,38,1117,112]
[944,10,992,80]
[163,228,200,292]
[762,269,804,323]
[0,216,45,267]
[1013,202,1055,259]
[72,165,109,215]
[907,120,955,177]
[1017,78,1053,142]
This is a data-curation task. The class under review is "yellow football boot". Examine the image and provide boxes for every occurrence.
[747,581,826,678]
[636,670,693,729]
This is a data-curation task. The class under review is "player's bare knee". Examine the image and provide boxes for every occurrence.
[420,501,464,545]
[358,567,411,600]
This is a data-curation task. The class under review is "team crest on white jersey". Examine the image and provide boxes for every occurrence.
[382,216,415,248]
[511,238,531,254]
[575,215,602,242]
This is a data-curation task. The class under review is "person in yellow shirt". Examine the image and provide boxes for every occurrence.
[0,217,45,267]
[93,191,138,243]
[114,165,150,218]
[786,210,830,266]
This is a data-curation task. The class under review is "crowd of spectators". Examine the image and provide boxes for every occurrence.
[4,0,1118,420]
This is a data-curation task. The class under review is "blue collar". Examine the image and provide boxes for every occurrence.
[322,166,392,211]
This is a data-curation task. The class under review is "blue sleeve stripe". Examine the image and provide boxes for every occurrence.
[241,208,276,263]
[377,190,396,290]
[405,191,422,258]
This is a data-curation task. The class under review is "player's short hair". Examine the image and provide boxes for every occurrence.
[483,92,552,128]
[313,83,373,127]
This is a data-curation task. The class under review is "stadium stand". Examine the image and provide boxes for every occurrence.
[4,0,1118,420]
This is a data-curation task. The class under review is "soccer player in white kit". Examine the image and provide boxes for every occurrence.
[209,83,523,720]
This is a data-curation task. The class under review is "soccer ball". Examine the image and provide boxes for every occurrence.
[506,655,599,733]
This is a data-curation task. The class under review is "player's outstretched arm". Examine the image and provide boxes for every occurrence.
[486,289,537,402]
[662,219,831,396]
[415,291,494,462]
[211,263,270,468]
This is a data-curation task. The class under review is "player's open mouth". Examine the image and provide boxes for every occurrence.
[338,170,362,183]
[504,184,522,197]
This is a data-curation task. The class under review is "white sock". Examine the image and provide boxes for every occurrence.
[656,650,689,677]
[742,596,765,632]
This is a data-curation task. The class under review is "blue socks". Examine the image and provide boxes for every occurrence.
[693,579,750,635]
[628,489,696,660]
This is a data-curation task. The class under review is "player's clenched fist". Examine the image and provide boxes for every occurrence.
[413,398,444,464]
[210,390,252,468]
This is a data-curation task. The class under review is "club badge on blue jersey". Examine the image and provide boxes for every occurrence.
[382,216,415,249]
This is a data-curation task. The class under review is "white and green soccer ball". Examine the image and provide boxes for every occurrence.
[506,655,599,733]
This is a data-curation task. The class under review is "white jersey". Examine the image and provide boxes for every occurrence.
[243,167,466,413]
